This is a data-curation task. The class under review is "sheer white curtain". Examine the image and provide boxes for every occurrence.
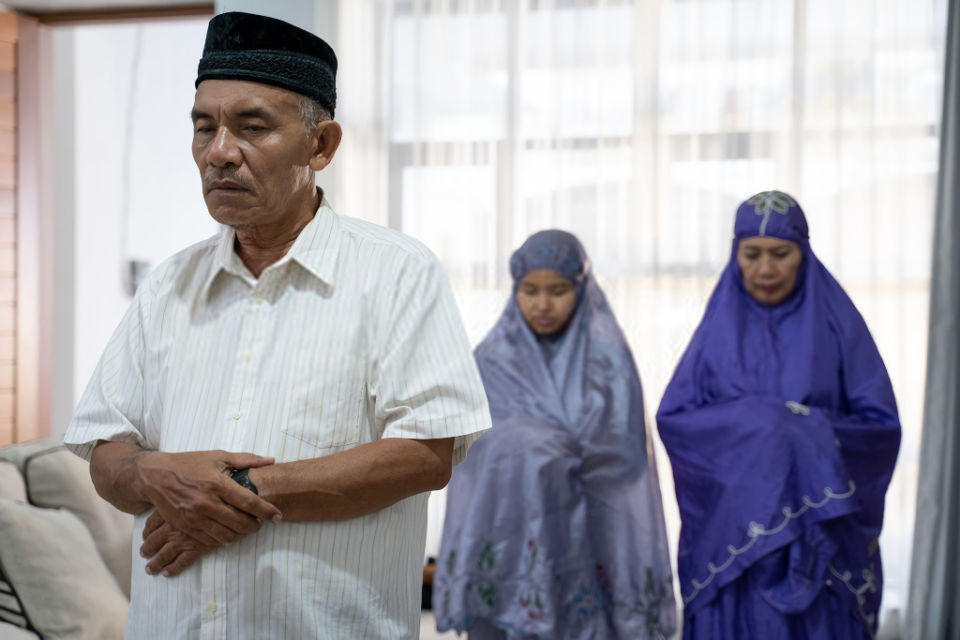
[330,0,947,625]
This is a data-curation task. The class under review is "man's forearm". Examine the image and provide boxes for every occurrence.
[248,437,454,522]
[89,440,154,515]
[138,437,454,576]
[91,441,282,546]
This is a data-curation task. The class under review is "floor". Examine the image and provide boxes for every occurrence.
[420,612,459,639]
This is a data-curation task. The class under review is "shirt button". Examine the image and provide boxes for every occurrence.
[207,602,218,613]
[243,352,253,362]
[232,411,242,420]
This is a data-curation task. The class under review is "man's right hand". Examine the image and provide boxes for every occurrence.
[134,450,282,547]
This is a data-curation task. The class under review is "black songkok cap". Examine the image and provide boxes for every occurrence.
[196,12,338,118]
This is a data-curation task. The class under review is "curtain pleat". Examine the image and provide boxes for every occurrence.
[905,0,960,637]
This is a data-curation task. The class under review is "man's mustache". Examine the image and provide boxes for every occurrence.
[203,171,252,191]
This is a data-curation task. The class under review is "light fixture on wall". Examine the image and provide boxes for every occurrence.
[123,259,151,298]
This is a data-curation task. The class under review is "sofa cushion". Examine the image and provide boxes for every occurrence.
[23,447,134,598]
[0,499,127,639]
[0,622,40,639]
[0,438,62,470]
[0,461,25,502]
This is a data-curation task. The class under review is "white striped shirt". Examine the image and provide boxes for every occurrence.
[64,199,491,639]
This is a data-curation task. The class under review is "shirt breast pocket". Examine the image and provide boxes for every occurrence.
[280,353,370,454]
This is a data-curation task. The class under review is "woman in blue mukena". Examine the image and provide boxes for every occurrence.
[434,230,676,639]
[657,191,901,639]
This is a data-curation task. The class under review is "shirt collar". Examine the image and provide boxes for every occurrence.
[201,195,341,297]
[286,196,340,286]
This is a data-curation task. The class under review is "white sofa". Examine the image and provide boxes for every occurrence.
[0,438,131,639]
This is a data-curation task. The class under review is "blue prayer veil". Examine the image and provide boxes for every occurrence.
[657,192,900,638]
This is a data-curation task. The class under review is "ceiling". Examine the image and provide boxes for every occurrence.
[4,0,208,15]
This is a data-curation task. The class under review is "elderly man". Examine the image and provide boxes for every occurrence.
[63,12,490,639]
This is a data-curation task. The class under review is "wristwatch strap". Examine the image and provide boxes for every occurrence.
[229,467,259,495]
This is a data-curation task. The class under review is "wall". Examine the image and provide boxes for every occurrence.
[57,18,216,434]
[49,26,74,439]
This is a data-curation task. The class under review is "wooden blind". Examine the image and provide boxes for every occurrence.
[0,14,14,446]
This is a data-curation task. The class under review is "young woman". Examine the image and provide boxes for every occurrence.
[657,191,901,639]
[435,230,675,639]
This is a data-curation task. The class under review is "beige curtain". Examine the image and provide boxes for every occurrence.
[330,0,948,627]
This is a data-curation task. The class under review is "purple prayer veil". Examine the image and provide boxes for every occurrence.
[435,230,676,639]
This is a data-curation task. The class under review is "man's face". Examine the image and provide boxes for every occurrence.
[191,80,316,228]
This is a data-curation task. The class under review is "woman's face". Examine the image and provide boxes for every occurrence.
[516,269,578,335]
[736,236,802,305]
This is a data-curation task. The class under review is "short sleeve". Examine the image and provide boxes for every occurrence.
[63,287,149,461]
[371,257,490,464]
